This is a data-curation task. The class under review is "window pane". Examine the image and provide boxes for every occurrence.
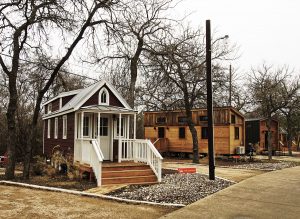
[83,116,89,136]
[179,127,185,138]
[158,127,165,138]
[199,116,208,121]
[178,116,187,124]
[201,127,208,139]
[235,127,239,139]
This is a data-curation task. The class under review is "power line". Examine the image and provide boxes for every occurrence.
[0,53,98,81]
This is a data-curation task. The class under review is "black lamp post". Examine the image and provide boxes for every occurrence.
[206,20,229,180]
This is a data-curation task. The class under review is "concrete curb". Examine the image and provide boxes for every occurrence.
[0,180,185,208]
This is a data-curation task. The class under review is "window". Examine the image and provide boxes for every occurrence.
[47,119,51,138]
[83,116,90,137]
[99,88,109,105]
[158,127,165,138]
[116,118,125,137]
[54,118,58,139]
[156,116,166,124]
[96,117,109,136]
[48,103,52,113]
[234,127,239,139]
[63,115,67,139]
[231,115,236,124]
[199,116,208,122]
[201,127,208,139]
[178,116,187,124]
[179,127,185,139]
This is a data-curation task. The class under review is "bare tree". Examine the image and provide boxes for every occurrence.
[92,0,177,108]
[143,27,234,163]
[248,64,298,160]
[279,76,300,155]
[0,0,120,179]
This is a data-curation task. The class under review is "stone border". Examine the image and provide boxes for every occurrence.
[0,180,185,208]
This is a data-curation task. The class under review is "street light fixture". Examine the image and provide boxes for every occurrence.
[206,20,229,180]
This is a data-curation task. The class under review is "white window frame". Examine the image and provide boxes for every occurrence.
[83,114,91,138]
[114,117,125,138]
[63,115,67,139]
[54,117,58,139]
[99,87,109,105]
[47,119,51,138]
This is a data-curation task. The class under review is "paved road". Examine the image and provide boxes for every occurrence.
[160,166,300,219]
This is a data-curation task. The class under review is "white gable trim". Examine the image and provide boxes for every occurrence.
[73,80,132,110]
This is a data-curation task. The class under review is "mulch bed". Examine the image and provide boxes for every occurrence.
[0,173,96,191]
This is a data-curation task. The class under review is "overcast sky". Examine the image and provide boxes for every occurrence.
[176,0,300,73]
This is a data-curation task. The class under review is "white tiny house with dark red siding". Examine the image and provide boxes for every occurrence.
[42,80,162,186]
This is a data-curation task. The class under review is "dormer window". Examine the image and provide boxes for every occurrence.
[99,88,109,105]
[48,103,52,113]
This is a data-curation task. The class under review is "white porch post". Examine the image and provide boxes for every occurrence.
[81,111,84,162]
[97,112,100,147]
[81,112,84,139]
[134,113,136,139]
[127,115,130,140]
[118,113,122,163]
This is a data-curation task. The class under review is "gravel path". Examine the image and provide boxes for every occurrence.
[220,161,298,170]
[108,173,234,205]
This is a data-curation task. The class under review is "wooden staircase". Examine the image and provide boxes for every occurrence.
[102,163,157,185]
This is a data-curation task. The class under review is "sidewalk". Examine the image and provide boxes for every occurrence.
[160,166,300,219]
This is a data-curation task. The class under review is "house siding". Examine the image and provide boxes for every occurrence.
[52,99,60,111]
[62,95,76,107]
[144,107,245,155]
[44,112,75,157]
[82,85,124,107]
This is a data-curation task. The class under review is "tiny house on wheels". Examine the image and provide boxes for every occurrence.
[144,107,245,156]
[42,80,162,186]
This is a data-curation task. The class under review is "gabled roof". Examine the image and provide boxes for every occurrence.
[42,80,132,119]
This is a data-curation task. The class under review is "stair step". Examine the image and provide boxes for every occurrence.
[102,175,157,185]
[102,165,150,172]
[102,169,154,178]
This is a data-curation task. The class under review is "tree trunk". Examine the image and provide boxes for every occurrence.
[287,127,293,157]
[266,116,273,160]
[23,92,43,178]
[185,107,199,163]
[5,76,18,179]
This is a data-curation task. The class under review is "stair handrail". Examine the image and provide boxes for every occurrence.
[146,139,163,159]
[90,139,104,186]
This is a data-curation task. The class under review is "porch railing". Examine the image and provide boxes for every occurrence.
[74,139,104,186]
[119,139,163,182]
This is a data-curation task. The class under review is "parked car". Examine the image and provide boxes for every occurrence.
[0,153,8,167]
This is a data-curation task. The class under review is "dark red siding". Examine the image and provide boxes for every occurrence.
[52,99,60,111]
[82,85,124,107]
[44,112,75,157]
[62,95,76,107]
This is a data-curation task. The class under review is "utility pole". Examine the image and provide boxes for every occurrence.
[229,64,232,106]
[206,20,215,180]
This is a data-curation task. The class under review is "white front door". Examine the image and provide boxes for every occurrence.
[96,115,111,160]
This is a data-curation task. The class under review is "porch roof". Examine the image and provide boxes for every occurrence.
[80,105,137,114]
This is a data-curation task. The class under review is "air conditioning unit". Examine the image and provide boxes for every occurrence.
[236,146,245,155]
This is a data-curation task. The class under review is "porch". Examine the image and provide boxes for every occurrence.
[73,106,163,186]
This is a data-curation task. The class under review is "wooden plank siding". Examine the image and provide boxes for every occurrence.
[144,107,245,155]
[44,112,75,157]
[82,85,124,107]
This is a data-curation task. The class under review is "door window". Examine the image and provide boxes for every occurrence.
[158,127,165,138]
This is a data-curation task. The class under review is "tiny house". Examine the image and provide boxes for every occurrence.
[42,80,162,186]
[144,107,245,156]
[245,118,279,153]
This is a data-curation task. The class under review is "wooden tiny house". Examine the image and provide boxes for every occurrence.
[144,107,245,156]
[245,118,279,153]
[42,80,162,186]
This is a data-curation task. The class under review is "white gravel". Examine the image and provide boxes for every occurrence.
[221,161,298,171]
[108,173,234,205]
